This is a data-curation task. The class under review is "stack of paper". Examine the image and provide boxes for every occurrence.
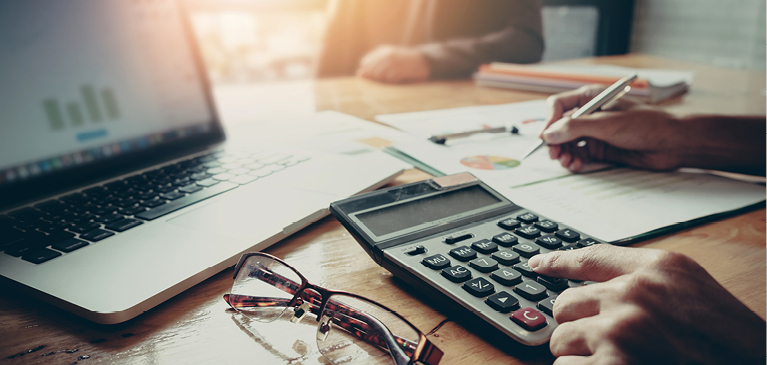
[475,63,695,104]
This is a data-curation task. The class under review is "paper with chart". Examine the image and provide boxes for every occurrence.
[495,168,766,242]
[376,100,607,187]
[376,101,765,242]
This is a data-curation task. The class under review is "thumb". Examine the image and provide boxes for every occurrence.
[528,244,647,282]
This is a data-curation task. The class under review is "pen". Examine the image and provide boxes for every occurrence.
[520,73,638,161]
[428,125,519,144]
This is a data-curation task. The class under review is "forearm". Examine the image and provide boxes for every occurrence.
[677,115,766,176]
[417,0,543,79]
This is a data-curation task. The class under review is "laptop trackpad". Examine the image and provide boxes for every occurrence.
[167,183,336,242]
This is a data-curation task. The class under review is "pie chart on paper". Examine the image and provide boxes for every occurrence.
[460,155,520,170]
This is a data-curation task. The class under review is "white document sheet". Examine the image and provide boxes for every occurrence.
[494,168,766,242]
[376,102,765,243]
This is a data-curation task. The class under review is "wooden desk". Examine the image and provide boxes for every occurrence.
[1,55,764,364]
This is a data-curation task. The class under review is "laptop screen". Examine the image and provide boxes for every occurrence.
[0,0,220,206]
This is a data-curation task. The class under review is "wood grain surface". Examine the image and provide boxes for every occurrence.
[1,55,764,365]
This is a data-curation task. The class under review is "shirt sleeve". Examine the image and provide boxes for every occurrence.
[417,0,544,79]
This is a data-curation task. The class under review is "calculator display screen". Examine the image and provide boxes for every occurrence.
[356,185,501,237]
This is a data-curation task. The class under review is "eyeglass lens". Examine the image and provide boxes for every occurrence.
[229,255,303,322]
[231,255,422,365]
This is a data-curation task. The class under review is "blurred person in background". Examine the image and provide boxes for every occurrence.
[316,0,543,83]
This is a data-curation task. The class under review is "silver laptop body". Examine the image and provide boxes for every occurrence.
[0,0,404,324]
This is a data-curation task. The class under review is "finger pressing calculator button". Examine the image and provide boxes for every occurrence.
[514,281,547,301]
[512,243,541,258]
[538,296,557,316]
[491,249,520,266]
[471,239,498,254]
[463,277,495,297]
[510,307,547,331]
[537,275,569,292]
[422,254,451,270]
[469,257,498,273]
[441,265,472,283]
[555,228,580,242]
[513,261,537,278]
[445,233,472,244]
[516,212,538,223]
[577,237,600,248]
[534,219,558,233]
[535,235,562,250]
[492,232,518,247]
[449,246,477,262]
[486,291,519,313]
[497,218,521,230]
[514,226,541,239]
[491,268,522,286]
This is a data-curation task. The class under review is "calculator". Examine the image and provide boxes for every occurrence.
[329,172,602,346]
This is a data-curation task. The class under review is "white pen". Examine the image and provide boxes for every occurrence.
[520,73,638,161]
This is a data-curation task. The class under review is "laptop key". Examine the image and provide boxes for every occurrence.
[94,213,125,223]
[136,182,237,221]
[80,229,114,242]
[51,238,89,253]
[179,184,203,194]
[68,222,102,234]
[196,178,220,187]
[118,205,147,216]
[105,219,143,232]
[160,191,185,200]
[22,248,62,264]
[141,198,167,208]
[229,175,258,185]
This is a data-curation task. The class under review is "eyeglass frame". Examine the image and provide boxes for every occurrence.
[223,252,443,365]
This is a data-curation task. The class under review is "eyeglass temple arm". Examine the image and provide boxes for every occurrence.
[226,269,442,364]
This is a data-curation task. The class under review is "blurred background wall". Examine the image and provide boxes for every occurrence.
[185,0,766,84]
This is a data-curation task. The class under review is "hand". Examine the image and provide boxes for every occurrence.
[528,245,765,364]
[540,85,687,172]
[356,45,430,83]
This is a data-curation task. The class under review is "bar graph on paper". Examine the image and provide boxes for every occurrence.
[42,85,121,131]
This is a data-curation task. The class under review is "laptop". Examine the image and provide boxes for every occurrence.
[0,0,405,324]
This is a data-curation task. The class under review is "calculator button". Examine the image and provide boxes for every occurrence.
[421,254,451,270]
[469,257,499,273]
[406,245,426,255]
[516,212,538,223]
[463,277,495,297]
[558,244,579,251]
[534,220,558,233]
[535,235,562,250]
[445,233,472,244]
[491,249,520,265]
[514,281,548,301]
[471,239,498,254]
[486,291,519,313]
[512,242,541,258]
[513,261,537,278]
[491,268,522,286]
[555,228,581,242]
[537,275,570,292]
[497,218,521,230]
[514,226,541,239]
[510,307,547,331]
[441,265,472,283]
[578,237,600,248]
[492,232,518,247]
[537,296,557,316]
[449,246,477,262]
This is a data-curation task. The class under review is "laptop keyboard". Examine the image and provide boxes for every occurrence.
[0,149,310,265]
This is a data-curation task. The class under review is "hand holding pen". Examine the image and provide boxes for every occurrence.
[520,74,637,161]
[537,83,698,173]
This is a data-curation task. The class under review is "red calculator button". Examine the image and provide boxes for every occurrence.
[510,307,547,331]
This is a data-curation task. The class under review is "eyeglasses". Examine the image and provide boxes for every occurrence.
[223,252,443,365]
